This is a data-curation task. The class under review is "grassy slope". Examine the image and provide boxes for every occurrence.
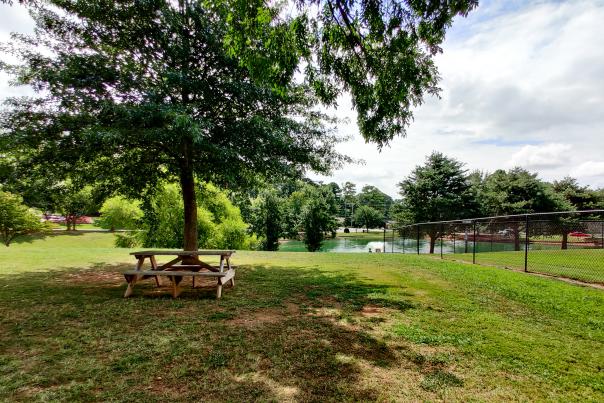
[0,233,602,401]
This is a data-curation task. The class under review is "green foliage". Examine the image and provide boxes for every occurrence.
[301,187,338,252]
[141,183,253,250]
[398,152,477,223]
[223,0,478,146]
[397,153,477,253]
[54,185,96,231]
[551,177,602,211]
[357,185,393,219]
[1,0,349,250]
[249,190,283,251]
[97,196,143,231]
[353,205,384,231]
[114,232,141,248]
[476,168,569,216]
[0,190,45,246]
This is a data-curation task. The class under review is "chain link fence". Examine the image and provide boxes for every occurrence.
[395,210,604,284]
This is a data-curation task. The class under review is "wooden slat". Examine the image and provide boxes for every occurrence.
[219,269,236,285]
[123,270,227,277]
[130,250,235,256]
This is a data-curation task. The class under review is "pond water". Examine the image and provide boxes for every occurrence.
[279,236,562,253]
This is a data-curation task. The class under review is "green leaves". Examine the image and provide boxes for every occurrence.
[0,190,45,246]
[223,0,478,146]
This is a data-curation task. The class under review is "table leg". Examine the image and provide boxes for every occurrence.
[216,282,223,299]
[169,276,183,298]
[227,257,235,287]
[124,274,136,297]
[150,255,161,287]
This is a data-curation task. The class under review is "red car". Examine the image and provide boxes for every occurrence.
[569,231,590,237]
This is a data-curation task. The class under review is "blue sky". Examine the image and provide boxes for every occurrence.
[1,0,603,197]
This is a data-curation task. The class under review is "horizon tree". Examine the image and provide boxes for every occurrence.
[397,152,477,253]
[477,168,569,250]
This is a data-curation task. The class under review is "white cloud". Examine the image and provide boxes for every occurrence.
[570,161,604,178]
[508,143,572,169]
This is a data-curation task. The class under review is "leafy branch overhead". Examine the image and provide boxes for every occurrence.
[224,0,479,147]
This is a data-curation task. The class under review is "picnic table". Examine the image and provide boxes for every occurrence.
[123,250,236,298]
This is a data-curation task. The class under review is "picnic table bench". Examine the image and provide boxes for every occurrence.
[123,250,235,298]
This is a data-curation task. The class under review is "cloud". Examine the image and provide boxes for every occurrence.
[508,143,572,169]
[570,161,604,178]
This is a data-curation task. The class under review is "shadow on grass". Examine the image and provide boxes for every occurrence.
[10,230,86,245]
[0,262,418,401]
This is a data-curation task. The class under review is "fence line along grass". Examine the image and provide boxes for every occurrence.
[0,232,602,401]
[448,249,604,284]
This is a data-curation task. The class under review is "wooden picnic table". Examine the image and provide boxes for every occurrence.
[123,250,236,298]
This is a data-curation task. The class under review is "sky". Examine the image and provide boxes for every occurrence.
[1,0,603,198]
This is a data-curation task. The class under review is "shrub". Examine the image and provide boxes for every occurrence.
[214,217,248,249]
[97,196,143,231]
[114,232,141,248]
[140,182,255,249]
[0,191,45,246]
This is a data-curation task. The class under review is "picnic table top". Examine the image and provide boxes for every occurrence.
[130,250,235,256]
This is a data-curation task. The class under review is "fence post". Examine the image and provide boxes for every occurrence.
[472,220,476,264]
[601,221,603,249]
[524,215,529,272]
[383,225,386,253]
[440,223,444,258]
[417,225,420,255]
[392,229,395,253]
[453,228,456,254]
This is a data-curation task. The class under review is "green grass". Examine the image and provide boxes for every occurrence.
[0,232,603,401]
[449,249,604,283]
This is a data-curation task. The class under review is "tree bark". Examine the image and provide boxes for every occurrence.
[429,234,436,254]
[180,164,198,251]
[561,231,568,250]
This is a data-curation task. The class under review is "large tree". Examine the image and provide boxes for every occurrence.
[397,152,476,253]
[1,1,346,250]
[357,185,393,219]
[477,168,569,250]
[2,0,477,250]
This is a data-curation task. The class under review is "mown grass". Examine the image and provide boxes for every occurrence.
[0,233,602,401]
[449,248,604,283]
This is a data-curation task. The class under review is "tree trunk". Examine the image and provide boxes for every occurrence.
[429,235,436,254]
[180,161,198,252]
[561,231,568,250]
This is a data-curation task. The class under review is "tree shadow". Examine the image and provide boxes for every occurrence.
[0,262,428,401]
[9,230,86,245]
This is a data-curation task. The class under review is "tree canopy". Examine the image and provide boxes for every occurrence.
[397,152,476,252]
[1,0,348,250]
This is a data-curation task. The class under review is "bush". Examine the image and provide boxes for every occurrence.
[97,196,143,231]
[140,182,255,249]
[0,191,45,246]
[114,232,141,248]
[215,217,248,249]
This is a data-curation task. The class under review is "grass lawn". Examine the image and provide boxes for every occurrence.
[0,233,603,401]
[449,249,604,284]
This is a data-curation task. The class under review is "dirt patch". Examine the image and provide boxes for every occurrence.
[284,302,300,315]
[361,305,385,317]
[228,309,286,327]
[61,270,123,284]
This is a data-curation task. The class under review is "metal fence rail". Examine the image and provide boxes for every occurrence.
[395,210,604,284]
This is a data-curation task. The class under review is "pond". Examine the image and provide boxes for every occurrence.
[279,236,563,253]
